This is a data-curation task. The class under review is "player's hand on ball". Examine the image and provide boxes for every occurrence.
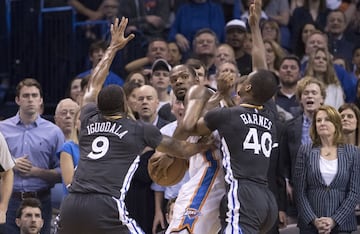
[149,152,175,179]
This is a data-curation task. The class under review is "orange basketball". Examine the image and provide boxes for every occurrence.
[148,155,188,186]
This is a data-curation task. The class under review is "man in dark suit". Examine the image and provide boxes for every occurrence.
[280,76,326,222]
[137,85,170,129]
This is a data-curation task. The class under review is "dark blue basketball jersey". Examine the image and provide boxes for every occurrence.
[204,105,277,184]
[69,103,162,198]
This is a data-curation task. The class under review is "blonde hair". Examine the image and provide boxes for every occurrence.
[305,48,339,86]
[264,39,286,71]
[295,76,327,102]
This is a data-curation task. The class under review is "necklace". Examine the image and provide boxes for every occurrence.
[321,147,335,157]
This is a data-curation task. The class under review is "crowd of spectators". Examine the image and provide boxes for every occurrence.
[1,0,360,233]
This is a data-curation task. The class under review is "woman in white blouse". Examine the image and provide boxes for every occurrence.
[294,105,360,233]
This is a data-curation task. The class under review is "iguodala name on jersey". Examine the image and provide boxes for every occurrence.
[86,121,128,139]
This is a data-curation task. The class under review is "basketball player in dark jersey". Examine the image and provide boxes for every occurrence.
[193,69,279,233]
[58,17,210,234]
[184,0,279,232]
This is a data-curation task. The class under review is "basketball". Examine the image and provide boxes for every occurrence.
[148,154,188,186]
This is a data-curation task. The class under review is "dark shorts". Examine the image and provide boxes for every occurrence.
[58,193,131,234]
[220,180,278,234]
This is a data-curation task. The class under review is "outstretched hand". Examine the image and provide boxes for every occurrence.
[248,0,262,27]
[110,17,135,50]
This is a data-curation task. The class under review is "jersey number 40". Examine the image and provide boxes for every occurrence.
[243,128,272,158]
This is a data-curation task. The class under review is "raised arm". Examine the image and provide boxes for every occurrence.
[82,17,135,106]
[173,85,212,139]
[248,0,267,70]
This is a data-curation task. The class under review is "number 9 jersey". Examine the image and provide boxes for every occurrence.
[69,103,163,198]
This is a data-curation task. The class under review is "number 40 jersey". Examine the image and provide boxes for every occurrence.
[204,105,278,185]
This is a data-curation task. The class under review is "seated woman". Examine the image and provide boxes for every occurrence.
[294,105,360,233]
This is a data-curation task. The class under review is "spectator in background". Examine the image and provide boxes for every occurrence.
[261,20,282,45]
[168,42,182,66]
[123,80,142,119]
[125,71,148,86]
[274,55,302,117]
[168,0,225,53]
[54,98,80,141]
[240,0,269,23]
[15,198,44,234]
[149,59,172,110]
[261,0,291,50]
[225,19,252,75]
[326,10,354,66]
[101,0,119,22]
[68,0,103,21]
[118,0,170,40]
[57,110,80,196]
[352,46,360,79]
[293,23,317,59]
[66,77,82,105]
[125,38,170,76]
[214,44,236,69]
[264,39,286,76]
[243,31,253,55]
[68,0,106,73]
[208,44,236,89]
[0,132,15,231]
[0,78,65,234]
[339,103,360,147]
[290,0,330,54]
[77,40,125,86]
[301,30,357,103]
[137,85,169,128]
[305,47,345,109]
[192,28,219,76]
[294,105,360,234]
[262,0,290,27]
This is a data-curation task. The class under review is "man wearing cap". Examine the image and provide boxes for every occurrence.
[225,19,252,75]
[150,59,172,110]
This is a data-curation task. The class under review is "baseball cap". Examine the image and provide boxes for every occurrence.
[151,59,171,73]
[225,19,247,32]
